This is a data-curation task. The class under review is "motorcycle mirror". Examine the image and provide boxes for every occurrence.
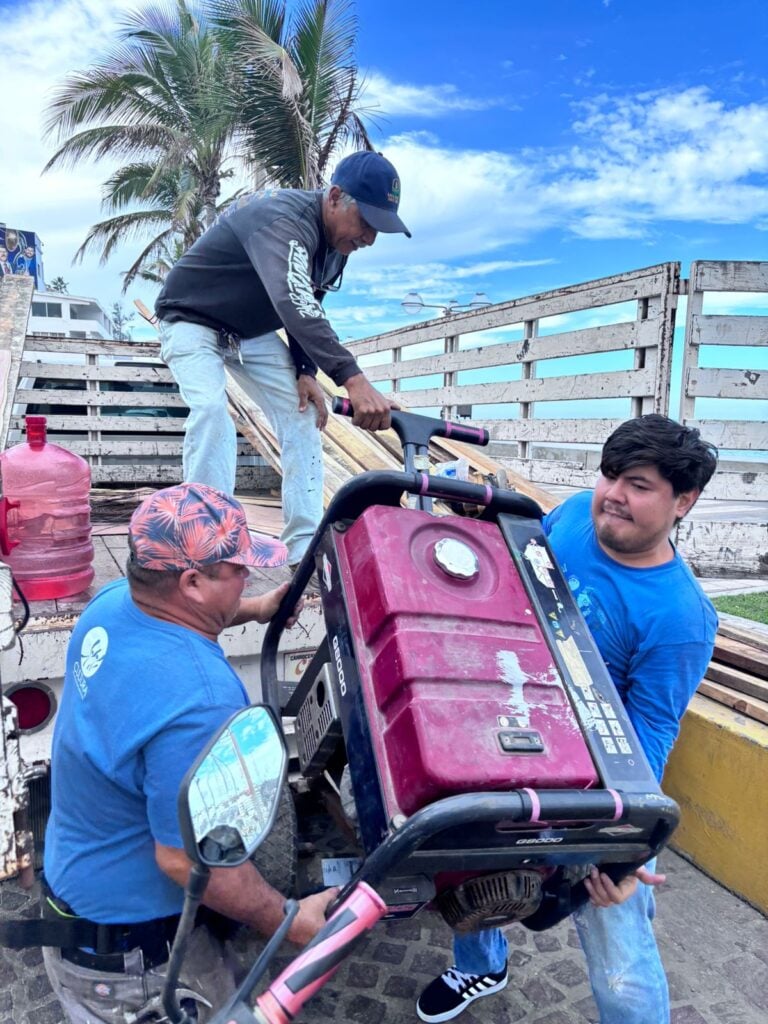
[177,704,287,868]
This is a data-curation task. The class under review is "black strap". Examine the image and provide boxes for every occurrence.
[0,916,106,950]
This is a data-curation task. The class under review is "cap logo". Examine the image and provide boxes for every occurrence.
[386,178,401,206]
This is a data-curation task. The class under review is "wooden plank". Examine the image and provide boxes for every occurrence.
[692,260,768,293]
[686,419,767,451]
[697,678,768,726]
[477,418,624,445]
[19,362,174,383]
[717,620,768,654]
[10,414,188,433]
[363,321,657,385]
[675,519,768,579]
[713,635,768,680]
[25,336,160,357]
[348,264,676,358]
[686,368,768,401]
[15,388,186,408]
[691,314,768,346]
[391,368,655,409]
[707,661,768,701]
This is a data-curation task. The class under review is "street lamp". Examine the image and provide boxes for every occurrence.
[401,291,492,316]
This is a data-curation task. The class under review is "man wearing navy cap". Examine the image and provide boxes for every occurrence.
[156,151,410,568]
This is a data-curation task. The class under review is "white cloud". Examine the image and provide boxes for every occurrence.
[361,72,506,117]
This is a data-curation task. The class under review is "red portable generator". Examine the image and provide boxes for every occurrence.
[261,403,678,932]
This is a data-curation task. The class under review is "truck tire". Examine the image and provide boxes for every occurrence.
[250,782,298,896]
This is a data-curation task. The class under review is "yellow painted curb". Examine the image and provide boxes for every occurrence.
[662,693,768,914]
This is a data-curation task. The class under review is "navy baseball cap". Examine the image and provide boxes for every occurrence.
[331,151,411,237]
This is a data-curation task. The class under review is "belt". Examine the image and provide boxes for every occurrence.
[59,915,179,973]
[42,878,181,974]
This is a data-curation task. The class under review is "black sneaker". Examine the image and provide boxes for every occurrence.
[416,965,508,1022]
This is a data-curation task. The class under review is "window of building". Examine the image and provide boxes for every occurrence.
[31,301,63,318]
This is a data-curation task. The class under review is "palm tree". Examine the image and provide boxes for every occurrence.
[72,161,242,292]
[43,0,375,283]
[214,0,375,188]
[43,0,240,232]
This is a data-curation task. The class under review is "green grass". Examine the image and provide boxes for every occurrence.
[712,591,768,625]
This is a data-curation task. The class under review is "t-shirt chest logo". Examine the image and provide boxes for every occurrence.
[287,240,324,318]
[73,626,109,699]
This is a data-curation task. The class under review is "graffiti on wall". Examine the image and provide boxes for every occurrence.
[0,224,44,289]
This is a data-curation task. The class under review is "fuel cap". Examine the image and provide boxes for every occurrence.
[433,538,479,580]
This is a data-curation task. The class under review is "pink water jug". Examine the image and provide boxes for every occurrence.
[0,416,94,601]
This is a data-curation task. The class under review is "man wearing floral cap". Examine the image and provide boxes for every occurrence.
[41,483,334,1024]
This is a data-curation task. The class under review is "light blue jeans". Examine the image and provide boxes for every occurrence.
[159,321,324,563]
[454,864,668,1024]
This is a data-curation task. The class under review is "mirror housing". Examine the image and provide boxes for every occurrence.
[177,704,287,868]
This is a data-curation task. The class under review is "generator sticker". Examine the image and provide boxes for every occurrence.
[497,649,531,728]
[523,538,556,590]
[321,857,362,886]
[556,635,592,689]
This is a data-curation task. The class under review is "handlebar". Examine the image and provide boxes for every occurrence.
[333,397,489,451]
[255,883,386,1024]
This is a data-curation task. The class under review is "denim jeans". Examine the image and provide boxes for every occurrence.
[454,864,668,1024]
[159,321,324,563]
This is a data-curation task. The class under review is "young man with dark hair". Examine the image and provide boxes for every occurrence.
[417,415,719,1024]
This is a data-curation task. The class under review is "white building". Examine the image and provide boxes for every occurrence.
[28,290,114,340]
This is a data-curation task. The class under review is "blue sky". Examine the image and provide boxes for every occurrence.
[0,0,766,431]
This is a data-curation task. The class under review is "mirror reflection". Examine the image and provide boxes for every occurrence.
[187,705,286,865]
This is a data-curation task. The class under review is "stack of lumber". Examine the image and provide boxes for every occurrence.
[698,619,768,726]
[226,365,557,513]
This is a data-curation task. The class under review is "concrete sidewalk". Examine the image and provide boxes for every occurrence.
[1,849,766,1024]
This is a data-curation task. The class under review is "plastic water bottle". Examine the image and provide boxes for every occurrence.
[0,416,94,601]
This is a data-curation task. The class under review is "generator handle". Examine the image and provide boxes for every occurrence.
[332,398,489,463]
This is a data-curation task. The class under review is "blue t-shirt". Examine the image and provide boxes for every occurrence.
[44,578,249,923]
[543,491,717,781]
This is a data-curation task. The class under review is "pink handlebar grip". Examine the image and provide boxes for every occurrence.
[256,884,387,1024]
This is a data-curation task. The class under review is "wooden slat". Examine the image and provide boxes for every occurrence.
[685,420,767,451]
[10,414,187,433]
[692,260,768,293]
[391,368,655,409]
[706,662,768,702]
[716,620,768,654]
[19,362,174,383]
[25,336,161,357]
[713,635,768,680]
[15,388,186,408]
[363,321,656,385]
[686,368,768,401]
[698,678,768,726]
[691,314,768,346]
[477,418,624,445]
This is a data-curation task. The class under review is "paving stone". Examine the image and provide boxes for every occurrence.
[671,1008,709,1024]
[572,993,599,1021]
[383,974,418,999]
[534,932,562,953]
[343,994,386,1024]
[25,976,52,1003]
[707,1003,758,1023]
[410,949,451,976]
[507,948,533,968]
[370,940,406,965]
[546,958,588,988]
[384,918,422,941]
[532,1011,584,1024]
[20,950,44,969]
[718,955,768,1011]
[520,975,567,1007]
[28,1005,66,1024]
[566,927,582,949]
[0,994,11,1014]
[345,961,379,989]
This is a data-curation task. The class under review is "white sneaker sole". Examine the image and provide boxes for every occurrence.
[416,974,509,1023]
